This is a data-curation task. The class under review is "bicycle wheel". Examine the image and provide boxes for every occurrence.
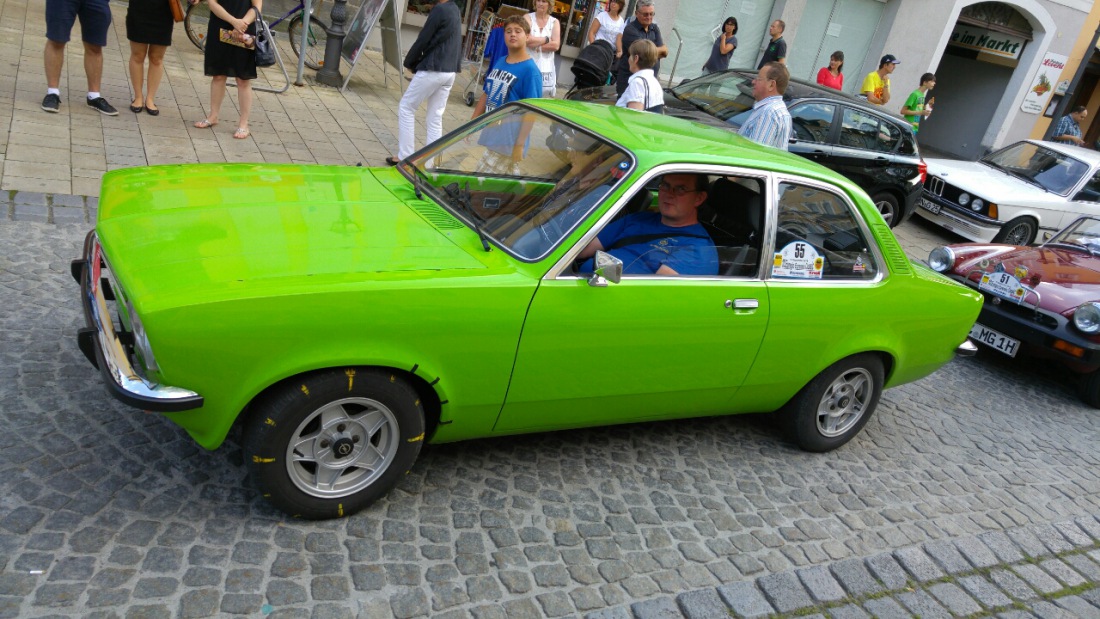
[184,0,211,52]
[288,14,329,71]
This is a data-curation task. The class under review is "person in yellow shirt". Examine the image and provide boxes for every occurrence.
[861,54,899,105]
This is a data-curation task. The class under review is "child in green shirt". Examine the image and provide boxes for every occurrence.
[901,73,936,133]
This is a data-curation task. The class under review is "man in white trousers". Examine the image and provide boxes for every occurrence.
[387,0,462,165]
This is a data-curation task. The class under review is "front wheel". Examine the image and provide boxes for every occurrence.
[1079,370,1100,408]
[184,0,211,52]
[782,353,884,452]
[992,216,1038,246]
[870,192,900,228]
[243,369,425,519]
[288,14,330,71]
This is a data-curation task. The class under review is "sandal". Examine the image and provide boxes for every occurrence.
[385,156,400,166]
[233,127,250,139]
[194,119,217,128]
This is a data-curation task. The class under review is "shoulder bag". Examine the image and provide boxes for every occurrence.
[169,0,184,23]
[251,6,276,68]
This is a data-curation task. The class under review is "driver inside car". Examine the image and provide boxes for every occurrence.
[577,173,719,276]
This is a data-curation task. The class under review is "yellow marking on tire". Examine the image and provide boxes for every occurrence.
[265,418,276,426]
[346,368,356,391]
[252,456,275,463]
[414,399,420,406]
[390,374,396,383]
[407,432,424,443]
[300,385,309,396]
[338,504,344,517]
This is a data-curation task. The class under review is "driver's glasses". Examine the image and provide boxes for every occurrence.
[658,181,697,196]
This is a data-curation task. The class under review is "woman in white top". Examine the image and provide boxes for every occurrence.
[525,0,560,97]
[615,39,664,112]
[587,0,624,61]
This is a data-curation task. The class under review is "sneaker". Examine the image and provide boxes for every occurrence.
[87,96,118,116]
[42,93,60,113]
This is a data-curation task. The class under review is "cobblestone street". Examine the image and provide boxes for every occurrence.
[3,214,1100,617]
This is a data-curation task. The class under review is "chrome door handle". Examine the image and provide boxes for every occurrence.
[725,299,759,310]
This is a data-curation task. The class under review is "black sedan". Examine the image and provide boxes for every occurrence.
[569,69,925,227]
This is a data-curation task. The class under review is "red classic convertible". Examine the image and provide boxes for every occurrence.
[929,216,1100,406]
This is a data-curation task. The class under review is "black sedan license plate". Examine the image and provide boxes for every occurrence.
[919,198,941,215]
[969,323,1019,357]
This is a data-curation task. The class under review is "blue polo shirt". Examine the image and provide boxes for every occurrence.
[581,211,718,275]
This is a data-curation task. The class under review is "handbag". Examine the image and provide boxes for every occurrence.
[251,7,276,68]
[168,0,184,22]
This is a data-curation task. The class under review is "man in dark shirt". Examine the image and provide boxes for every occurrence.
[615,0,668,97]
[756,20,786,69]
[388,0,462,165]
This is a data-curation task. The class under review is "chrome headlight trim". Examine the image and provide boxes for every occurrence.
[927,246,955,273]
[972,198,984,212]
[1074,302,1100,334]
[958,193,970,206]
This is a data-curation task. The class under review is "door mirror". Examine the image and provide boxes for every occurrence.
[588,251,623,287]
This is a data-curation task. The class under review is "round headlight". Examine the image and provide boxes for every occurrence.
[972,198,984,212]
[1074,302,1100,334]
[958,193,970,206]
[927,246,955,272]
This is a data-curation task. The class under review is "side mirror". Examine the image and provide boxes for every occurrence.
[587,251,623,287]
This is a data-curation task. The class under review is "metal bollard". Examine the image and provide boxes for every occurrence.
[315,0,348,86]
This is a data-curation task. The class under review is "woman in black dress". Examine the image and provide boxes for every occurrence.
[193,0,261,138]
[125,0,177,115]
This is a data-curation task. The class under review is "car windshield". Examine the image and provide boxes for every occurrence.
[669,71,757,126]
[1045,216,1100,255]
[981,142,1089,195]
[402,105,633,261]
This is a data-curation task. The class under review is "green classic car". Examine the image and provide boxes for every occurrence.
[74,100,982,519]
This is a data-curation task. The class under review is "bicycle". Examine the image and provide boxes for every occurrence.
[184,0,330,71]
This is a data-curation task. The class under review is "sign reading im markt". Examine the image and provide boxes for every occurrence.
[950,24,1025,59]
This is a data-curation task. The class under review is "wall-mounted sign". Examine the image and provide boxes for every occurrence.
[1021,52,1067,115]
[949,24,1026,59]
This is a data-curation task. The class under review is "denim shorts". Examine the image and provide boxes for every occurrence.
[46,0,112,47]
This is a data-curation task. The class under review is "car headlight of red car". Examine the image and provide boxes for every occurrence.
[1073,302,1100,334]
[927,246,955,272]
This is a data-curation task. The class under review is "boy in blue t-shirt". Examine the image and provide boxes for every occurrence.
[472,16,543,117]
[471,16,543,172]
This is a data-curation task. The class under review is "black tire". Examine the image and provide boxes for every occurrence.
[782,353,884,452]
[870,192,900,228]
[288,14,329,71]
[243,369,425,519]
[1079,370,1100,408]
[992,216,1037,245]
[184,0,211,52]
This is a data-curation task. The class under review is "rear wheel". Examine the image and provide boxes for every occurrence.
[288,14,330,71]
[782,353,884,452]
[243,369,425,519]
[870,192,900,228]
[992,216,1037,245]
[184,0,211,52]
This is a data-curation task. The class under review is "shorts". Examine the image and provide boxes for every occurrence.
[46,0,112,47]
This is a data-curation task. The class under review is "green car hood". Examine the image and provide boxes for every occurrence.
[96,164,484,310]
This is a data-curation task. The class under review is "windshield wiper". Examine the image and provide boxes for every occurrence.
[445,181,491,252]
[403,160,425,199]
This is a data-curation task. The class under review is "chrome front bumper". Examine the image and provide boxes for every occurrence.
[956,339,978,357]
[72,231,204,412]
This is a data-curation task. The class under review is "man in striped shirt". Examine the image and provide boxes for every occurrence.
[738,62,792,151]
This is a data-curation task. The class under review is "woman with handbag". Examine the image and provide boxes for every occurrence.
[193,0,261,139]
[125,0,182,115]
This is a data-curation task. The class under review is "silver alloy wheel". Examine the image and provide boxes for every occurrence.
[285,397,399,498]
[816,367,873,437]
[874,198,895,226]
[1003,221,1033,245]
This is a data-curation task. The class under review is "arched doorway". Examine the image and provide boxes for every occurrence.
[920,2,1035,158]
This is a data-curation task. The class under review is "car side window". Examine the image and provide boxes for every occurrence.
[773,182,879,281]
[789,103,836,144]
[839,108,900,153]
[698,176,767,277]
[1074,171,1100,203]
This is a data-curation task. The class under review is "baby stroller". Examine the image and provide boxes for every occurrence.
[567,39,615,96]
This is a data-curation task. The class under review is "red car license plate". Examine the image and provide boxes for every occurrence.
[970,323,1019,357]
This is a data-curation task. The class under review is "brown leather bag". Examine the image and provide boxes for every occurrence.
[169,0,184,23]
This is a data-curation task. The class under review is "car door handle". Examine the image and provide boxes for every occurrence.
[725,299,759,311]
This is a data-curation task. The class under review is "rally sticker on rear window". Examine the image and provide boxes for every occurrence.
[772,242,824,279]
[979,269,1030,303]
